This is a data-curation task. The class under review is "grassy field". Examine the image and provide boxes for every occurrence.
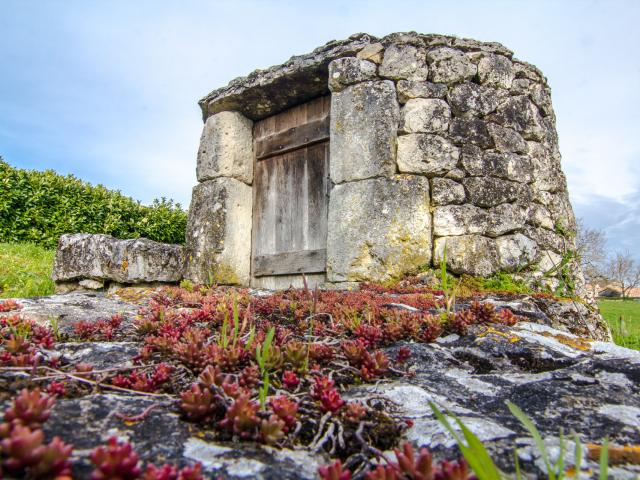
[0,242,55,298]
[598,298,640,350]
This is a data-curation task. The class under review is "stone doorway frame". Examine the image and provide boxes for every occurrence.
[184,45,434,289]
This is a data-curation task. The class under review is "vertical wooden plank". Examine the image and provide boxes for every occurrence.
[251,95,330,284]
[306,142,329,251]
[290,148,305,251]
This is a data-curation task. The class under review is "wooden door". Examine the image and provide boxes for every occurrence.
[251,96,330,287]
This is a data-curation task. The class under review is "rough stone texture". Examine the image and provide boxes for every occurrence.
[397,134,459,176]
[196,111,253,184]
[434,236,493,276]
[199,33,376,121]
[356,42,384,64]
[434,204,526,237]
[184,178,252,286]
[0,290,142,335]
[5,290,629,478]
[399,98,451,134]
[490,96,547,141]
[449,118,494,149]
[350,321,637,478]
[495,233,538,270]
[462,176,527,207]
[328,57,377,92]
[426,47,477,84]
[327,176,431,282]
[477,53,516,89]
[379,43,429,81]
[42,393,326,479]
[330,80,399,183]
[195,31,583,295]
[448,83,503,117]
[52,234,184,285]
[461,151,534,182]
[486,123,528,154]
[396,80,448,103]
[431,178,466,205]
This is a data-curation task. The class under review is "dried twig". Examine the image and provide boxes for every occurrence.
[115,403,161,422]
[39,367,174,398]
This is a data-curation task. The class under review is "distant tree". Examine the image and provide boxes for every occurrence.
[575,218,607,284]
[606,251,640,299]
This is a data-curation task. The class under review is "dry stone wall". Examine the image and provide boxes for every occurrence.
[319,32,580,292]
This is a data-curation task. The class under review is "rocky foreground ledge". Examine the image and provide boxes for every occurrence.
[0,286,638,479]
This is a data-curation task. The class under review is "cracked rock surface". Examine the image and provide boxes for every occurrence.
[1,290,636,479]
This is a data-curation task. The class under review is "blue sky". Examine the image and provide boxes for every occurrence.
[1,0,638,256]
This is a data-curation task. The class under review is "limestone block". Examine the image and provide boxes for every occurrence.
[379,44,429,80]
[356,42,384,64]
[399,98,451,134]
[396,80,447,103]
[444,168,465,181]
[486,204,527,236]
[328,57,377,93]
[433,204,525,237]
[462,176,527,207]
[545,192,576,230]
[184,178,252,286]
[434,235,499,277]
[490,96,546,141]
[510,78,533,96]
[527,147,564,194]
[537,249,563,273]
[426,47,477,83]
[530,84,554,117]
[496,233,537,271]
[523,226,565,254]
[512,60,546,83]
[477,54,515,89]
[462,151,534,183]
[434,230,539,276]
[433,205,486,236]
[327,176,431,282]
[486,123,528,154]
[449,118,494,149]
[451,38,514,57]
[196,111,253,184]
[397,134,460,176]
[330,81,399,183]
[528,204,555,230]
[52,234,184,284]
[431,178,466,205]
[448,82,504,117]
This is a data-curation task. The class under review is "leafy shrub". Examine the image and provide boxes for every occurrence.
[0,158,187,248]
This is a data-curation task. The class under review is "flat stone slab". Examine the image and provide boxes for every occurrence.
[52,233,184,286]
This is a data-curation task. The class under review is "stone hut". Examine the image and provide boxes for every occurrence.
[184,32,581,292]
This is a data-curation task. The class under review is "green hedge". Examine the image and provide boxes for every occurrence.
[0,158,187,248]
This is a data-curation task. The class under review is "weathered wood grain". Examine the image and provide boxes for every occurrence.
[255,116,329,160]
[251,96,330,282]
[253,249,326,276]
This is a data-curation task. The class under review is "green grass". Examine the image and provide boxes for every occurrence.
[598,298,640,350]
[0,242,55,298]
